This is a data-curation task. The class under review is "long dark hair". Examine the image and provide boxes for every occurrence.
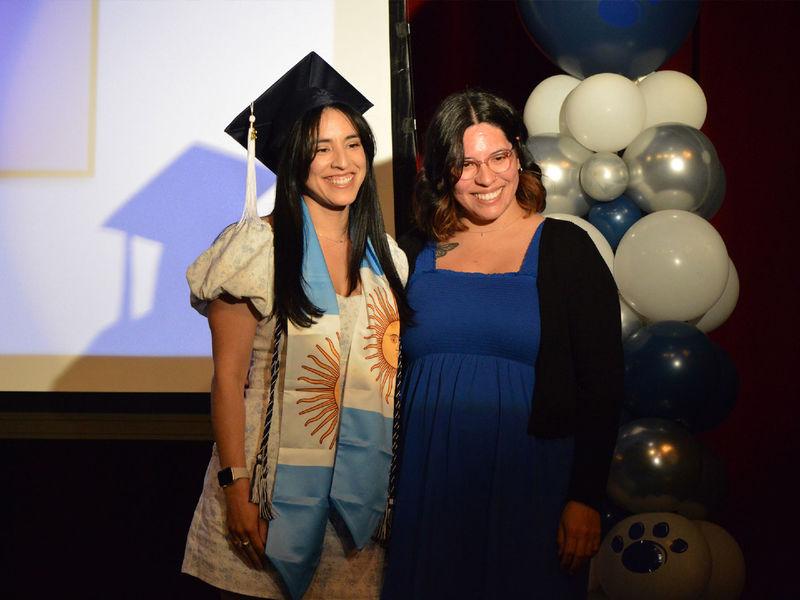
[415,89,546,241]
[272,102,410,328]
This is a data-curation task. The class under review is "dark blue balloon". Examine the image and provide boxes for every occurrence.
[694,342,739,431]
[623,321,720,430]
[588,194,643,250]
[517,0,700,79]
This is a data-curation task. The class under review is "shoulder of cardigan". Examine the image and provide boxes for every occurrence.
[538,217,600,275]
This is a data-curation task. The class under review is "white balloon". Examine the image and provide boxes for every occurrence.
[614,210,729,322]
[523,75,581,135]
[547,214,614,274]
[558,88,576,138]
[580,152,630,201]
[596,513,712,600]
[543,192,593,217]
[564,73,646,152]
[695,521,746,600]
[589,558,602,592]
[639,70,708,130]
[695,259,739,332]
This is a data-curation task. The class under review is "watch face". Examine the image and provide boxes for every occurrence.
[217,467,233,487]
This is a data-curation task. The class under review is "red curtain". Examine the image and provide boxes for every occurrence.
[407,1,800,597]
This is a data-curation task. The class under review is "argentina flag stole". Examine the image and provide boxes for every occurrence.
[264,202,399,599]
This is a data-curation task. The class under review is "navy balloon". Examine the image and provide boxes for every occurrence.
[694,342,739,431]
[623,321,720,430]
[517,0,700,79]
[588,194,643,250]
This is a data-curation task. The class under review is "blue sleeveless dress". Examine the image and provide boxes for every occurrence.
[382,225,586,599]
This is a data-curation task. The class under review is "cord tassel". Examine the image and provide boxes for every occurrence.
[238,103,260,227]
[248,319,284,520]
[374,344,403,546]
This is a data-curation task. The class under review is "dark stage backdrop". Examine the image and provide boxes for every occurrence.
[405,1,799,597]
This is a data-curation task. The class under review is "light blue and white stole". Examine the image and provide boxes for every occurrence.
[264,201,399,599]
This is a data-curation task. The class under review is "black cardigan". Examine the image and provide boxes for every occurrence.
[399,218,623,510]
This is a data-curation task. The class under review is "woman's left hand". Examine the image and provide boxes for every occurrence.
[557,500,601,573]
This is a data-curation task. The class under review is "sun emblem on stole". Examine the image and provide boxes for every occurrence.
[297,333,342,449]
[363,288,400,403]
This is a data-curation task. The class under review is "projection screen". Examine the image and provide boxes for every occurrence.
[0,0,395,393]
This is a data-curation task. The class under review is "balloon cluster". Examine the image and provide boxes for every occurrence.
[518,2,744,598]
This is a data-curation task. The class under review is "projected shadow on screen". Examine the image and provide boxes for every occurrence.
[53,144,275,391]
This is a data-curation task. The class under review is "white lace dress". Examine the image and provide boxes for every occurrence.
[181,221,407,599]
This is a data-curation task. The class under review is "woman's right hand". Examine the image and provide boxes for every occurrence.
[224,478,268,569]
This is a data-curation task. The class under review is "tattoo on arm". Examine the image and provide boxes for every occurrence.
[435,242,459,258]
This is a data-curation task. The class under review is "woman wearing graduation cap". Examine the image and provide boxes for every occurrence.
[182,53,410,600]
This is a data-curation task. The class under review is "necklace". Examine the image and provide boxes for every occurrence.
[462,214,525,237]
[317,233,348,244]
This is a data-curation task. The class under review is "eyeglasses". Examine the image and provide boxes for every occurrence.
[456,149,515,180]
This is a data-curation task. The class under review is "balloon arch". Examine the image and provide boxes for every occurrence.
[517,1,744,598]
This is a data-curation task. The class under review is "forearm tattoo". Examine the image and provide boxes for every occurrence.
[435,242,459,258]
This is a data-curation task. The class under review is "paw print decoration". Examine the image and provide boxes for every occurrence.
[595,512,712,600]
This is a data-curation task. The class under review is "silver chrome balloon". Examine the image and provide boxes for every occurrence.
[526,134,593,216]
[677,442,728,520]
[606,418,703,514]
[623,124,726,215]
[695,167,727,220]
[619,297,644,341]
[580,152,629,201]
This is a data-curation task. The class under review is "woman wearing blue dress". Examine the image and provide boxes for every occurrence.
[382,91,623,599]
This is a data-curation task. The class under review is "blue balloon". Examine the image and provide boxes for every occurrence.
[517,0,700,79]
[623,321,720,430]
[694,342,739,431]
[588,194,643,250]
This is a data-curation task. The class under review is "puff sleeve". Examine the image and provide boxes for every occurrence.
[186,220,274,318]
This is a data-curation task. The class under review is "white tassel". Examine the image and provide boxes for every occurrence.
[250,461,277,521]
[373,498,393,546]
[238,103,260,227]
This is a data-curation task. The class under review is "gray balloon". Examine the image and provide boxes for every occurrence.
[677,442,728,520]
[619,297,643,341]
[526,134,593,216]
[623,124,726,216]
[607,418,703,514]
[580,152,630,201]
[695,169,727,220]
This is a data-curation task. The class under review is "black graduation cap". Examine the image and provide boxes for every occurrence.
[225,51,373,173]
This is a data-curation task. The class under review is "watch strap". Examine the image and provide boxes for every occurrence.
[217,466,250,488]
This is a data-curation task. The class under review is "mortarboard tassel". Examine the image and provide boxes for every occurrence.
[238,103,260,227]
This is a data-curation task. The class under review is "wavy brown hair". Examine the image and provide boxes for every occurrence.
[414,90,546,241]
